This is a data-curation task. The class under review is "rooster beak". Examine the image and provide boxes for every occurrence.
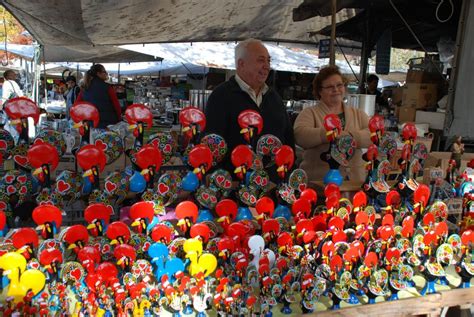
[33,167,43,176]
[68,243,77,250]
[177,219,185,227]
[234,166,245,174]
[218,250,226,257]
[73,121,83,128]
[240,128,249,135]
[44,264,51,270]
[87,223,96,230]
[128,124,137,130]
[278,246,286,253]
[193,167,202,175]
[36,224,44,231]
[131,220,140,227]
[83,169,93,177]
[110,239,118,245]
[182,126,190,133]
[117,257,125,266]
[216,216,228,223]
[140,168,149,176]
[276,165,286,173]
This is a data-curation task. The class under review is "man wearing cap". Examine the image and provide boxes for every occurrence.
[65,75,80,119]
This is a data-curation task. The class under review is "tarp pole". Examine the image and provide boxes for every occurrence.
[329,0,337,66]
[42,45,48,106]
[118,63,121,83]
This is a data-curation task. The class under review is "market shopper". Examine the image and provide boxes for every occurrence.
[360,74,387,109]
[294,65,371,182]
[76,64,121,129]
[1,69,23,108]
[204,39,294,177]
[64,75,80,119]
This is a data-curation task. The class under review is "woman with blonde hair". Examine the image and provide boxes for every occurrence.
[293,65,371,182]
[76,64,121,128]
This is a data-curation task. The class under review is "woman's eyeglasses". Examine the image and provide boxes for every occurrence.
[321,83,345,91]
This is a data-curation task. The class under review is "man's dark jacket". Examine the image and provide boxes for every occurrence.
[204,76,295,177]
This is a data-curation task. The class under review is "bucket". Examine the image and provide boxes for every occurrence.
[346,94,376,116]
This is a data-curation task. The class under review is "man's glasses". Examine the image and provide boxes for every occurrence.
[321,83,345,91]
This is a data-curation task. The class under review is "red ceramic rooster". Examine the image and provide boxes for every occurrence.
[114,244,137,271]
[27,142,59,188]
[39,247,63,281]
[106,221,131,245]
[188,144,213,181]
[368,115,385,146]
[150,223,174,244]
[179,107,206,146]
[12,227,39,261]
[32,204,62,239]
[63,224,89,252]
[255,197,275,223]
[231,145,253,181]
[130,201,155,234]
[215,199,238,228]
[238,110,263,147]
[125,104,153,148]
[70,101,100,145]
[76,144,107,190]
[262,219,280,243]
[175,201,199,238]
[4,97,40,144]
[133,145,162,188]
[84,203,112,237]
[275,145,295,181]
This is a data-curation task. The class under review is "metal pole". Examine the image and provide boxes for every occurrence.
[42,45,48,106]
[118,63,121,83]
[329,0,337,66]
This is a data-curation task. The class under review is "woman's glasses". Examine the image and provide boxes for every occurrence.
[321,83,345,91]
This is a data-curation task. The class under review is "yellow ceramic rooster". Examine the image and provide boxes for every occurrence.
[0,252,46,303]
[183,238,217,277]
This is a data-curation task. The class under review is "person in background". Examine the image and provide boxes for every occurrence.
[48,84,63,101]
[451,135,465,171]
[204,38,294,180]
[293,65,371,182]
[76,64,122,129]
[64,75,80,119]
[361,74,387,110]
[1,69,23,108]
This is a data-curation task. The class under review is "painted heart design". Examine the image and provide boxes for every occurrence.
[249,195,257,204]
[29,262,40,270]
[57,180,71,193]
[261,178,268,186]
[142,242,151,252]
[290,194,296,201]
[17,175,27,184]
[105,181,117,193]
[47,241,56,248]
[102,244,111,254]
[298,184,306,192]
[6,185,16,194]
[255,176,262,185]
[158,183,169,195]
[14,155,28,166]
[4,175,14,184]
[224,180,232,189]
[70,268,82,281]
[139,262,147,270]
[202,193,210,201]
[282,190,289,198]
[261,146,269,155]
[0,201,7,210]
[95,139,108,151]
[149,139,160,149]
[215,175,225,184]
[19,186,27,195]
[267,138,275,145]
[0,140,7,150]
[133,268,140,276]
[210,196,217,203]
[163,144,172,153]
[33,138,45,145]
[242,192,250,200]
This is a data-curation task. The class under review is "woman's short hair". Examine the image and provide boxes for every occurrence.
[312,65,346,100]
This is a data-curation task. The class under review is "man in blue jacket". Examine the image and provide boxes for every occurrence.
[204,39,295,177]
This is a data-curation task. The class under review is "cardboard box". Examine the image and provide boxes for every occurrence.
[406,70,444,84]
[422,167,444,184]
[398,106,417,122]
[402,83,438,109]
[424,151,452,172]
[390,87,403,106]
[415,110,446,130]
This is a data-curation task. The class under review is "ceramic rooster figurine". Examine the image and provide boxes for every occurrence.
[133,145,162,190]
[32,204,62,240]
[275,145,295,182]
[179,106,206,148]
[76,144,107,193]
[70,101,100,145]
[84,203,112,237]
[125,103,153,149]
[4,97,40,145]
[321,114,355,185]
[238,109,263,149]
[231,144,254,183]
[176,200,199,238]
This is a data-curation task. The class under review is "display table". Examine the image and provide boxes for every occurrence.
[311,287,474,317]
